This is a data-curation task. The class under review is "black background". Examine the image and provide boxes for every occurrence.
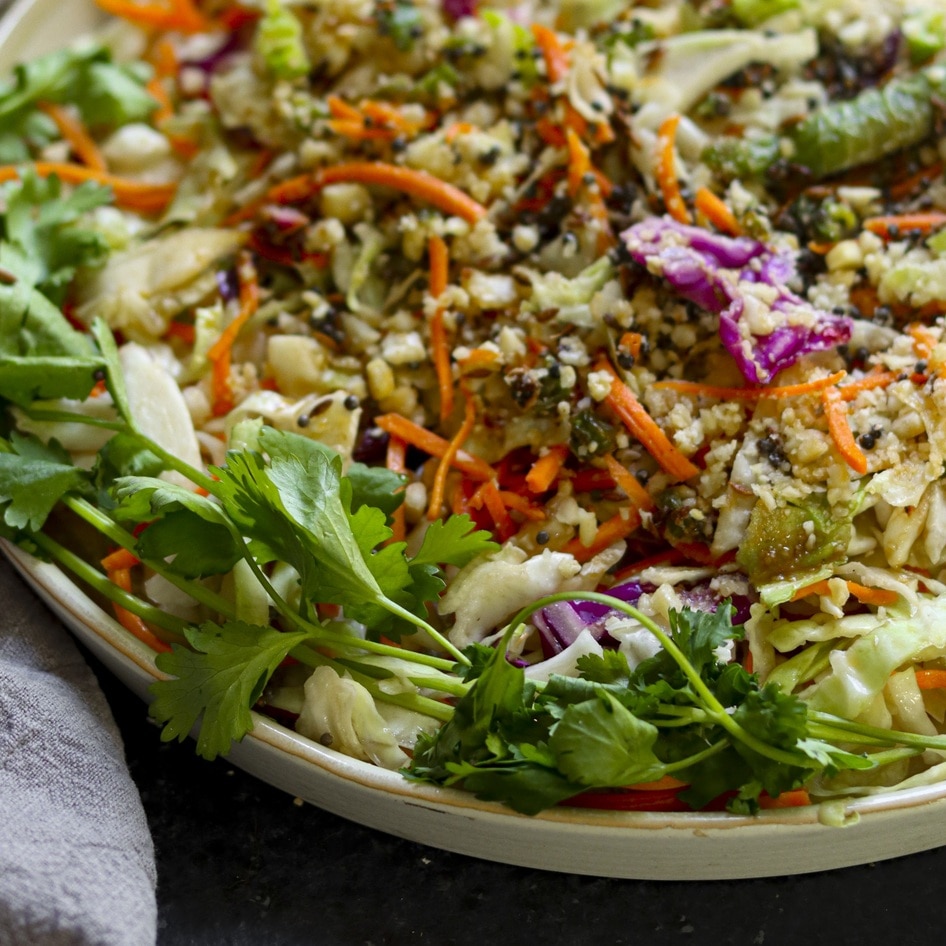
[86,647,945,946]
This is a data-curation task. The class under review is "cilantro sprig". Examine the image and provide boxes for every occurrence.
[406,594,883,815]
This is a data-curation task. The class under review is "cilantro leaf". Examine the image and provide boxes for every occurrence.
[2,172,111,302]
[0,45,155,137]
[410,514,499,568]
[136,511,243,579]
[0,431,87,530]
[150,621,310,759]
[549,692,665,787]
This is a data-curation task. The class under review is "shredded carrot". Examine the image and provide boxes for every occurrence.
[385,434,408,544]
[476,479,513,537]
[838,369,898,401]
[101,547,140,571]
[601,453,654,511]
[915,669,946,690]
[374,413,494,481]
[107,567,173,653]
[531,22,569,84]
[619,332,644,361]
[428,233,449,298]
[655,114,692,225]
[758,788,810,809]
[326,94,364,122]
[822,385,868,475]
[0,162,176,213]
[565,127,592,199]
[653,370,847,401]
[694,186,740,236]
[496,491,547,520]
[457,348,500,374]
[443,121,475,143]
[792,578,898,606]
[428,389,476,520]
[233,162,488,226]
[907,321,939,359]
[596,357,699,481]
[327,119,401,141]
[428,235,455,422]
[360,99,424,133]
[525,444,569,494]
[863,212,946,239]
[208,251,259,417]
[562,509,643,563]
[318,163,487,224]
[94,0,211,32]
[37,102,107,173]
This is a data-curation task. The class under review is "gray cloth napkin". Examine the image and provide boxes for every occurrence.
[0,557,158,945]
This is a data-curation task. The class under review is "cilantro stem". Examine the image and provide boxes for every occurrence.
[290,647,455,722]
[503,590,811,769]
[298,630,458,672]
[332,654,470,697]
[20,407,128,432]
[30,531,188,641]
[62,495,238,619]
[378,599,469,665]
[810,710,946,753]
[660,737,729,774]
[20,405,218,492]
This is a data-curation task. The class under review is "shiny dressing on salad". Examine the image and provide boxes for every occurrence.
[4,0,946,815]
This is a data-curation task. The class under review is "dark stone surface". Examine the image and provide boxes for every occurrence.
[86,649,946,946]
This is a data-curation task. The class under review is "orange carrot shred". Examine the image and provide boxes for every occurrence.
[428,390,477,520]
[863,212,946,239]
[596,357,699,481]
[0,162,176,213]
[791,578,898,606]
[656,114,692,225]
[907,322,939,359]
[915,669,946,690]
[531,22,569,84]
[694,186,740,236]
[208,251,259,416]
[758,789,810,809]
[318,163,487,224]
[95,0,211,32]
[562,509,642,563]
[525,444,569,494]
[838,369,898,401]
[385,434,408,544]
[822,385,868,475]
[653,370,847,401]
[602,453,654,510]
[428,235,455,422]
[374,413,494,481]
[107,567,173,653]
[37,102,107,173]
[565,127,591,199]
[101,547,140,571]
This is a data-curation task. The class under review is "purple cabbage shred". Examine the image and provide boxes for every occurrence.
[620,217,852,384]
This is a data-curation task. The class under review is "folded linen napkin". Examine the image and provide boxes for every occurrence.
[0,557,158,945]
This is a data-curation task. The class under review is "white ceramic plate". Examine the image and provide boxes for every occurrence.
[6,0,946,881]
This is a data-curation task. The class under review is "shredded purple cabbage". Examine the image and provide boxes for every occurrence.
[621,217,852,384]
[442,0,477,19]
[533,578,752,659]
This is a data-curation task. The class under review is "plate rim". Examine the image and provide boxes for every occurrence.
[5,0,946,880]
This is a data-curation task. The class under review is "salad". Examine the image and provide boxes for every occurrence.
[4,0,946,818]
